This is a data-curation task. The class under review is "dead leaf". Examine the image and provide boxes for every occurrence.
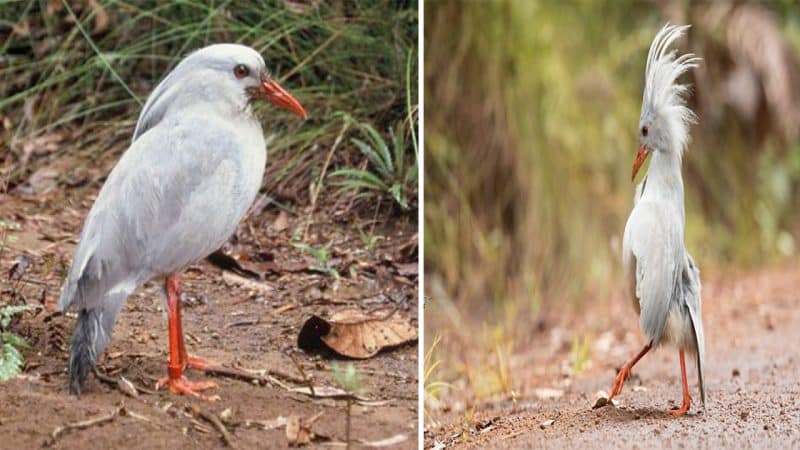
[392,262,418,278]
[47,0,63,14]
[271,210,290,232]
[282,0,319,14]
[297,307,417,358]
[26,167,59,194]
[117,376,138,397]
[87,0,109,33]
[286,413,321,447]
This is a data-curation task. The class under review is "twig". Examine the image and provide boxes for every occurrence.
[202,364,307,386]
[224,319,260,329]
[93,368,156,395]
[51,406,123,441]
[186,404,236,448]
[288,353,315,397]
[304,120,350,239]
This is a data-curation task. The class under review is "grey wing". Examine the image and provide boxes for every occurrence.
[58,117,244,314]
[622,201,683,346]
[683,252,705,405]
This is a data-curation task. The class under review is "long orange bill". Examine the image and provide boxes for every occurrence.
[261,77,307,119]
[631,144,650,182]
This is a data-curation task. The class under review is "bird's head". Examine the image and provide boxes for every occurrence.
[632,24,700,182]
[133,44,306,141]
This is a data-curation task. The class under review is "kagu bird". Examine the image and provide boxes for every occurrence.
[606,24,706,416]
[58,44,306,398]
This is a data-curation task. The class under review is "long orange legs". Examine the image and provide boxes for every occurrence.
[608,342,652,402]
[155,274,217,399]
[666,349,692,416]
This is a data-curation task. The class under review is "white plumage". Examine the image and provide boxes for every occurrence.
[609,24,706,415]
[58,44,306,396]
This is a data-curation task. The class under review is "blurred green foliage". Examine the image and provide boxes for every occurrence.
[425,0,800,316]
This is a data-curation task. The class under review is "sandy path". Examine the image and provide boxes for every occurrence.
[426,265,800,449]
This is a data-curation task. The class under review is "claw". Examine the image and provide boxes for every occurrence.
[185,355,217,372]
[156,375,218,400]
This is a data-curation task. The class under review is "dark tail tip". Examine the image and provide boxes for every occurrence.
[68,309,98,396]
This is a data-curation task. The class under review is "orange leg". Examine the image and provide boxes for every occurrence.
[666,349,692,416]
[156,274,217,399]
[170,276,217,371]
[608,342,652,402]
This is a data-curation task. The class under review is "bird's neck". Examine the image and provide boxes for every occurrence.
[642,149,685,216]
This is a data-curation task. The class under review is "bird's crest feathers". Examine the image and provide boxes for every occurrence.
[642,24,700,158]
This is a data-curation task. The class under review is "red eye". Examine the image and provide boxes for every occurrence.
[641,126,648,137]
[233,64,249,79]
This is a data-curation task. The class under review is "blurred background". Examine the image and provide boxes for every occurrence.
[424,0,800,421]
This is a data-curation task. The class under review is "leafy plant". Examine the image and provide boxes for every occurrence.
[570,334,592,375]
[330,51,418,212]
[424,334,451,422]
[357,226,384,255]
[291,242,340,279]
[331,119,418,211]
[332,362,367,449]
[0,305,34,383]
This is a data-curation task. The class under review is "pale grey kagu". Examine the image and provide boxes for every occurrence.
[606,24,706,416]
[58,44,306,398]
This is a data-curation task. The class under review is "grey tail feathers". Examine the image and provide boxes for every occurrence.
[696,348,705,405]
[68,308,112,395]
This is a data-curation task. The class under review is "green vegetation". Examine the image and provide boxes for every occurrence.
[0,305,34,383]
[331,117,418,211]
[425,0,800,316]
[570,334,591,375]
[331,51,419,212]
[332,362,367,449]
[291,242,340,279]
[1,0,417,214]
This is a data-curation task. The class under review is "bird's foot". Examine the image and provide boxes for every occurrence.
[185,355,218,372]
[666,394,692,417]
[609,365,631,400]
[156,375,218,400]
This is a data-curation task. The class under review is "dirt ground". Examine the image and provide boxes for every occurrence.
[0,173,418,449]
[425,265,800,449]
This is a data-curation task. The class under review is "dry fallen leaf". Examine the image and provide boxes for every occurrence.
[286,412,322,447]
[285,416,308,446]
[297,307,417,358]
[271,210,290,232]
[87,0,110,34]
[117,376,138,397]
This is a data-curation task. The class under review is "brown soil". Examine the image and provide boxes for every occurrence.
[0,173,418,449]
[425,265,800,449]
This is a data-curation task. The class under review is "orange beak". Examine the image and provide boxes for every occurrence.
[260,76,307,119]
[631,144,650,182]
